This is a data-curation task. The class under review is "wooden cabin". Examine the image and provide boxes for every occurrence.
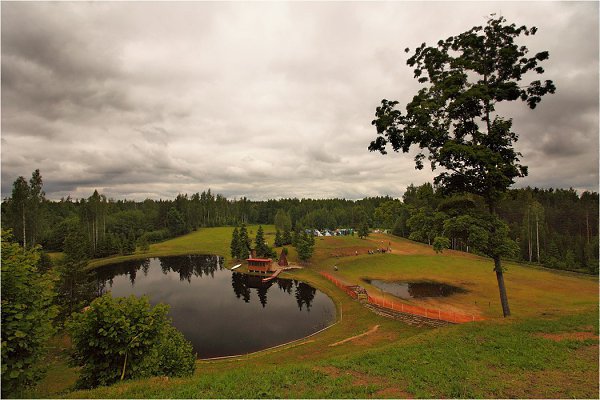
[246,258,273,273]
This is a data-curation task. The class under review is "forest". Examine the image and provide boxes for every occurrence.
[2,169,598,274]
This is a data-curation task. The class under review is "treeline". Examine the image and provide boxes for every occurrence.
[382,183,599,274]
[2,170,598,273]
[1,171,389,259]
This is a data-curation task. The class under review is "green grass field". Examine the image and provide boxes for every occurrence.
[27,227,598,398]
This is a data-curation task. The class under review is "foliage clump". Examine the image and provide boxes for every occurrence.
[358,221,370,239]
[1,230,57,397]
[433,236,451,253]
[68,294,195,389]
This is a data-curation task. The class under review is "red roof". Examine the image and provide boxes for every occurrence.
[246,258,272,262]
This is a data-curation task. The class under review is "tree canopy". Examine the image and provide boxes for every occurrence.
[370,15,555,209]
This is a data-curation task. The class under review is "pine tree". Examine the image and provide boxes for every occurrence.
[274,228,283,247]
[138,235,150,253]
[255,225,270,257]
[296,231,315,262]
[282,226,292,245]
[56,228,94,321]
[230,226,241,259]
[125,231,137,254]
[358,222,369,239]
[238,224,250,259]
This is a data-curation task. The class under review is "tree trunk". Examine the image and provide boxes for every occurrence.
[535,215,540,262]
[494,255,511,317]
[527,208,532,262]
[22,207,27,249]
[586,211,590,244]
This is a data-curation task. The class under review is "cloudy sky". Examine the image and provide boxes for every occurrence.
[2,1,598,201]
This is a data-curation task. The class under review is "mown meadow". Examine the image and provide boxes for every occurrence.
[27,227,598,398]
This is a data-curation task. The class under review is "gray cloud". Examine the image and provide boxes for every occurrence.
[1,1,598,201]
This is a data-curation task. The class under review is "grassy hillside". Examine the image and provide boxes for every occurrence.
[27,228,598,398]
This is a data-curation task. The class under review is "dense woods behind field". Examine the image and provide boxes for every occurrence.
[2,171,598,273]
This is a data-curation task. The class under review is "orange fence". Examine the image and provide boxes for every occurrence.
[320,272,483,324]
[322,272,359,299]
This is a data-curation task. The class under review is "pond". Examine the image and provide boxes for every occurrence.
[94,255,336,358]
[363,279,466,299]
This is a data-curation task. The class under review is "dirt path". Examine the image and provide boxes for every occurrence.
[329,325,380,347]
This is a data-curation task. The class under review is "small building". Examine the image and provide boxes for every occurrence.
[247,258,273,273]
[278,249,288,267]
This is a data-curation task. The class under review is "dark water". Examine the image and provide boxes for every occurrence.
[94,255,336,358]
[363,279,466,299]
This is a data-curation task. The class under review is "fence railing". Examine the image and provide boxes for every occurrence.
[320,272,483,324]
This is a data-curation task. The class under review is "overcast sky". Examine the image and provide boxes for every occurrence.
[2,1,598,201]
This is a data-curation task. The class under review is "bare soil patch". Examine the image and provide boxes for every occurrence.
[537,331,599,342]
[314,365,413,397]
[375,386,414,399]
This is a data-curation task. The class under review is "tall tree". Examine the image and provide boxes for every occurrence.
[56,228,94,320]
[10,176,30,248]
[274,228,283,247]
[166,207,186,236]
[282,226,292,245]
[238,223,250,259]
[230,226,241,259]
[296,231,315,262]
[28,169,45,247]
[274,209,292,232]
[530,200,544,262]
[369,15,555,316]
[254,225,271,257]
[358,221,370,239]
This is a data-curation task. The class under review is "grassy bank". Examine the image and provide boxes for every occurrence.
[27,228,599,398]
[54,310,599,398]
[87,225,271,269]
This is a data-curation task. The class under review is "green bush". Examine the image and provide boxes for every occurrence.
[155,325,196,377]
[140,229,170,244]
[433,236,451,253]
[1,230,57,397]
[68,294,195,389]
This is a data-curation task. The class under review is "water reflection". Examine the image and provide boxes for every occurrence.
[93,256,335,358]
[364,279,467,299]
[230,273,317,310]
[159,254,222,281]
[97,255,223,292]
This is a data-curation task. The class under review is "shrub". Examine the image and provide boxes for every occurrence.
[137,235,150,252]
[433,236,451,254]
[68,294,195,389]
[1,230,57,397]
[155,325,196,377]
[139,229,170,244]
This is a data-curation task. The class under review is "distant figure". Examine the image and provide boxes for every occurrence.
[334,266,338,271]
[355,250,358,256]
